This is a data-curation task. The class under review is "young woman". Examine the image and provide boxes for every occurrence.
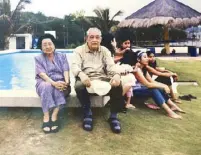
[146,51,181,103]
[122,50,185,119]
[114,30,136,109]
[101,32,136,109]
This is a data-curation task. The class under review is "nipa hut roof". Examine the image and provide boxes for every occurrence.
[118,0,201,29]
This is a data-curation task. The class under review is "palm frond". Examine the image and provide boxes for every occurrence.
[110,10,123,21]
[93,7,103,20]
[10,0,31,21]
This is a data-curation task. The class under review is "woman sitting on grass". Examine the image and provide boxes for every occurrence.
[122,50,185,119]
[146,50,181,103]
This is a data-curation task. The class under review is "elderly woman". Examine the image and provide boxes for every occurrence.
[35,34,70,133]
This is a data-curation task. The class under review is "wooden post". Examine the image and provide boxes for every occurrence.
[164,26,170,54]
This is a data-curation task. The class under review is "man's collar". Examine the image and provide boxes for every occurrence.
[85,43,101,53]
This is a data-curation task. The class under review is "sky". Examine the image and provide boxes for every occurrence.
[10,0,201,21]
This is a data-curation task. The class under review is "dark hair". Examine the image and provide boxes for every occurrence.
[146,50,155,57]
[115,28,132,49]
[120,50,137,66]
[37,33,56,50]
[101,33,115,55]
[135,50,147,76]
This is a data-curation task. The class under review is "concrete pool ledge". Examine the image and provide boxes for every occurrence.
[0,90,109,108]
[0,81,198,108]
[0,49,74,55]
[0,49,21,55]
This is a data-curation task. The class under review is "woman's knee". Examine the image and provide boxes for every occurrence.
[40,82,53,92]
[151,88,161,94]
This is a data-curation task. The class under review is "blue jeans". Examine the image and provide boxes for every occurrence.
[133,86,169,106]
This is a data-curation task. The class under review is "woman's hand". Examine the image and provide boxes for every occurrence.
[163,85,170,94]
[111,38,117,49]
[121,48,130,54]
[52,81,67,91]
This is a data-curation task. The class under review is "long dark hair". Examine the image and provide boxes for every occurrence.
[146,50,155,57]
[119,50,137,66]
[115,28,133,49]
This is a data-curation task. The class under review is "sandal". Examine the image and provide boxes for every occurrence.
[126,104,136,109]
[51,119,60,133]
[83,115,93,131]
[108,117,121,134]
[179,95,191,101]
[145,103,160,110]
[42,121,51,134]
[188,94,197,99]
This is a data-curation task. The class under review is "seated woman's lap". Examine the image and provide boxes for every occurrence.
[133,87,168,106]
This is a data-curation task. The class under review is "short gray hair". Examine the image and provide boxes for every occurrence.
[86,27,102,36]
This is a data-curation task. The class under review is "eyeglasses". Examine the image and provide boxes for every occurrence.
[88,35,101,40]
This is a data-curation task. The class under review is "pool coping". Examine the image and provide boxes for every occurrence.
[0,89,108,108]
[0,49,74,55]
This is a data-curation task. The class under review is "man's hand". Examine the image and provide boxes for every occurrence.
[110,74,121,87]
[83,79,91,87]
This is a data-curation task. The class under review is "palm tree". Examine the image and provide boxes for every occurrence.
[0,0,31,49]
[86,7,123,34]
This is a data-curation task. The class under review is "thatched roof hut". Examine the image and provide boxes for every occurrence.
[118,0,201,29]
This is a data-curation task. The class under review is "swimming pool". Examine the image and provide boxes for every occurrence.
[0,50,73,90]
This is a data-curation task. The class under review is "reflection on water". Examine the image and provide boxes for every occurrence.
[0,53,39,90]
[0,52,72,90]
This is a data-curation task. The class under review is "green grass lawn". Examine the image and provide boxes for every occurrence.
[0,60,200,155]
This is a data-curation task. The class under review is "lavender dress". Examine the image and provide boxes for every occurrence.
[34,52,69,113]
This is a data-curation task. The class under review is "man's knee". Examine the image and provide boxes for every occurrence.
[74,80,86,92]
[110,85,123,97]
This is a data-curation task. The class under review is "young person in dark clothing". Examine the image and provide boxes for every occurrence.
[146,50,181,103]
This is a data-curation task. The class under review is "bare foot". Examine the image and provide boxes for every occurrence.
[43,115,49,122]
[170,106,185,113]
[167,112,182,119]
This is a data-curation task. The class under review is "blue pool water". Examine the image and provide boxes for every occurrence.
[0,50,73,90]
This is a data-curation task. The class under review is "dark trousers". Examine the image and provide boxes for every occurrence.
[74,79,125,115]
[155,76,172,86]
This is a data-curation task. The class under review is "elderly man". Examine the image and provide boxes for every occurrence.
[71,27,125,134]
